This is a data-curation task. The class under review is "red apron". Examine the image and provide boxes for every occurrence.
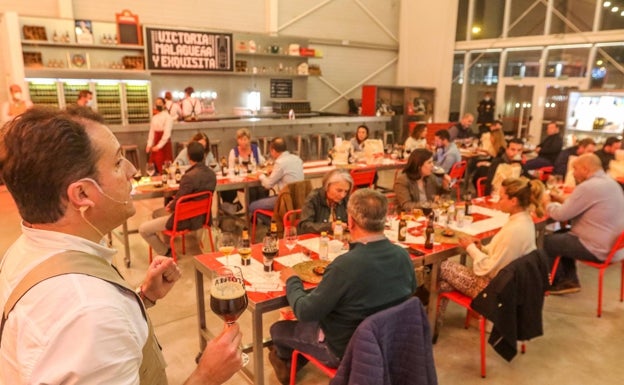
[148,131,173,173]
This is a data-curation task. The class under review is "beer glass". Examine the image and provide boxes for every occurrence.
[261,235,279,273]
[210,266,250,365]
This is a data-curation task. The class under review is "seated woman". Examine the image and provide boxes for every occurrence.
[350,124,370,152]
[221,128,267,210]
[174,132,216,167]
[436,177,544,333]
[298,169,353,235]
[404,123,428,154]
[471,123,506,186]
[394,148,451,212]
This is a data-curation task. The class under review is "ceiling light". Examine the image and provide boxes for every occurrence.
[612,6,619,12]
[604,1,612,7]
[472,26,482,34]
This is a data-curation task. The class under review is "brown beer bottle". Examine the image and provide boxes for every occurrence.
[424,213,435,249]
[397,212,407,242]
[239,227,251,266]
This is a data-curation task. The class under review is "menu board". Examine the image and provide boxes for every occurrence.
[270,79,293,99]
[144,27,232,72]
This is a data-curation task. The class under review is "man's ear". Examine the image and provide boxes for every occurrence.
[67,180,95,211]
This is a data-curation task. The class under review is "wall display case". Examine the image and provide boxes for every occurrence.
[28,81,61,108]
[361,85,435,142]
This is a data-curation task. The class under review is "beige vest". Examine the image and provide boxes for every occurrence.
[1,251,168,385]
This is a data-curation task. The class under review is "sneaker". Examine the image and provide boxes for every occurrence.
[268,347,291,385]
[549,280,581,295]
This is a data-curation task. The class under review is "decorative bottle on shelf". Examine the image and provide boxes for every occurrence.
[424,213,435,249]
[319,232,329,261]
[398,212,407,242]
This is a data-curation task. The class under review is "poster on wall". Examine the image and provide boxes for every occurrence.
[145,27,232,72]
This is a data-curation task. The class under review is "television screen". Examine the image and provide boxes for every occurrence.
[566,91,624,133]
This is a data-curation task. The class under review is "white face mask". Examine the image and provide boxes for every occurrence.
[12,92,22,101]
[85,100,93,107]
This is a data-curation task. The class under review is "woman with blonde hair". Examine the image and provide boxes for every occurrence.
[436,177,544,329]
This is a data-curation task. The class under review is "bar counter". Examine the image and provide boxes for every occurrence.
[109,114,391,169]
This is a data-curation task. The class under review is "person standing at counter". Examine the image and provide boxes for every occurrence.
[1,84,33,125]
[164,91,181,121]
[180,86,202,121]
[394,149,450,212]
[249,137,304,216]
[298,169,353,235]
[76,90,93,108]
[146,97,173,173]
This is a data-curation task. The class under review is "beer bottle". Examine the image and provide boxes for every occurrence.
[220,156,228,177]
[174,162,182,183]
[161,165,169,186]
[398,212,407,242]
[319,232,329,261]
[464,193,472,215]
[424,213,435,249]
[239,227,251,266]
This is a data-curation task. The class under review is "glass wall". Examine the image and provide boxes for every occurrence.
[600,0,624,30]
[545,47,590,78]
[591,45,624,89]
[508,0,547,37]
[465,51,499,121]
[455,0,469,41]
[550,0,595,33]
[504,49,542,77]
[471,0,505,39]
[450,53,465,121]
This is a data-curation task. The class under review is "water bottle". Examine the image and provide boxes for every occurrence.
[333,220,343,242]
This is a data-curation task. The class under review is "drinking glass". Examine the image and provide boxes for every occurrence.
[284,226,298,254]
[145,162,156,177]
[218,232,238,265]
[261,235,279,273]
[209,266,249,366]
[132,169,142,184]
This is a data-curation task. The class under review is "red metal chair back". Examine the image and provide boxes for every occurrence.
[283,209,302,229]
[350,167,376,191]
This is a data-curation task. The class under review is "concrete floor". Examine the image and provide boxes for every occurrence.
[1,175,624,384]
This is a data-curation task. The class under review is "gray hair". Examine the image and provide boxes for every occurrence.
[322,169,353,191]
[347,188,387,232]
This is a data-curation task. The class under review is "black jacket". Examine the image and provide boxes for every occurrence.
[471,249,549,361]
[165,163,216,230]
[537,134,563,165]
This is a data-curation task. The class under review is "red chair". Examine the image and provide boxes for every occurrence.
[476,177,487,197]
[550,230,624,317]
[251,208,274,243]
[283,209,302,228]
[350,166,376,191]
[536,166,554,182]
[149,190,215,263]
[289,350,337,385]
[438,290,526,378]
[448,160,467,201]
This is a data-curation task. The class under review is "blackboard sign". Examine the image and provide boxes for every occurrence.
[145,27,233,72]
[270,79,293,99]
[116,10,142,45]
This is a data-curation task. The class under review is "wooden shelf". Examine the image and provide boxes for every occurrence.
[22,40,144,51]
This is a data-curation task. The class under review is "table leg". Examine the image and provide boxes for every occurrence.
[251,309,265,385]
[427,261,441,333]
[195,268,208,352]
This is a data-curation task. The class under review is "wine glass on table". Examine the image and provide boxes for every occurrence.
[145,162,156,178]
[210,266,250,366]
[284,226,298,255]
[218,232,237,265]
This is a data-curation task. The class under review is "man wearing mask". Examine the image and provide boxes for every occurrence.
[476,92,495,135]
[146,97,174,173]
[76,90,93,108]
[1,84,33,125]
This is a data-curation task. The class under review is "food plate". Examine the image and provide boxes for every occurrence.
[292,260,330,284]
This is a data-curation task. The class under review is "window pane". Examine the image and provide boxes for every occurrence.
[468,52,500,85]
[450,53,465,121]
[508,0,547,37]
[600,1,624,30]
[456,0,469,41]
[545,47,589,77]
[591,46,624,89]
[550,0,595,34]
[472,0,505,39]
[504,50,542,77]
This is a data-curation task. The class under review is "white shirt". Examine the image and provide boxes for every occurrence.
[465,211,536,278]
[147,111,173,151]
[259,151,304,192]
[180,97,202,119]
[0,225,147,384]
[165,100,181,121]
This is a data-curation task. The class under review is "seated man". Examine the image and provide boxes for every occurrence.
[484,138,531,196]
[545,154,624,294]
[269,189,416,384]
[553,137,595,177]
[249,137,304,215]
[449,112,475,141]
[139,141,217,257]
[432,129,461,173]
[525,121,563,170]
[594,136,621,171]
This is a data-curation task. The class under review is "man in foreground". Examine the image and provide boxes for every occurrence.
[269,189,416,384]
[0,107,242,384]
[545,153,624,294]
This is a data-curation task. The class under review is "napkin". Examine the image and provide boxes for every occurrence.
[217,255,283,292]
[274,253,309,267]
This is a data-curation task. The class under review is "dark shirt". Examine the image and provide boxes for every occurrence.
[285,238,416,357]
[553,146,578,176]
[449,122,474,141]
[477,99,495,124]
[536,133,563,165]
[298,187,348,235]
[594,149,615,171]
[165,162,216,230]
